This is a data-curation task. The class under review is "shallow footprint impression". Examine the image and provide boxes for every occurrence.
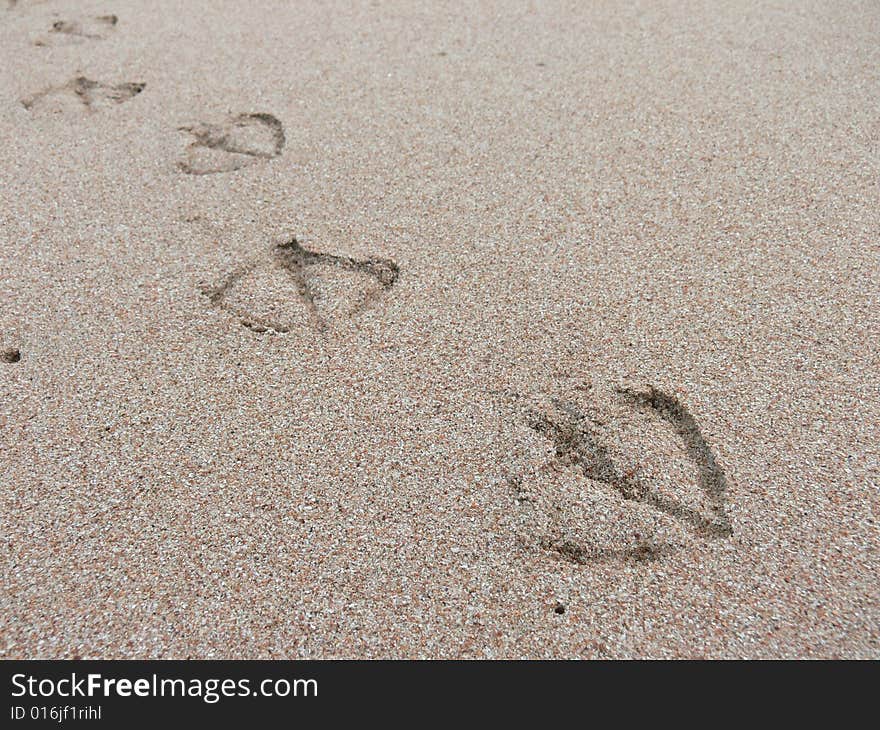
[199,236,399,334]
[507,382,733,566]
[178,113,285,175]
[34,15,118,46]
[22,76,144,115]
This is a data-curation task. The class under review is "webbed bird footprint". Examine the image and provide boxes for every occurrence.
[199,237,399,334]
[34,15,118,45]
[509,382,733,565]
[178,113,285,175]
[22,76,144,115]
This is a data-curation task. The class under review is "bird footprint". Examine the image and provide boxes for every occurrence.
[22,76,144,115]
[34,15,118,46]
[178,113,285,175]
[199,237,399,334]
[509,382,733,565]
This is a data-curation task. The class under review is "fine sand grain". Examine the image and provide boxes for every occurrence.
[1,0,878,658]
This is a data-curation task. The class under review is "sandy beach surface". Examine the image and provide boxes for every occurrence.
[1,0,878,658]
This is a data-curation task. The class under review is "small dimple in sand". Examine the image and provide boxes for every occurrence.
[22,76,144,115]
[2,347,21,363]
[199,237,399,334]
[178,113,285,175]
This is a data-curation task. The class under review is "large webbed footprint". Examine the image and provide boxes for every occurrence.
[22,76,144,115]
[199,237,399,334]
[34,15,118,46]
[510,383,732,566]
[178,113,285,175]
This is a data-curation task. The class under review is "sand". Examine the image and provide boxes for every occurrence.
[0,0,877,659]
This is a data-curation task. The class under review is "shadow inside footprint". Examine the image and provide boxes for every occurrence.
[178,113,285,175]
[200,237,399,334]
[22,76,144,114]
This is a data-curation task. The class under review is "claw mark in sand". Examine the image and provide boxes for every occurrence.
[34,15,118,45]
[200,237,399,334]
[178,113,285,175]
[22,76,144,114]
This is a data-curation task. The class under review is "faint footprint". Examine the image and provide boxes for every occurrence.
[22,76,144,115]
[34,15,118,46]
[178,113,285,175]
[199,236,399,334]
[507,382,733,566]
[6,1,51,11]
